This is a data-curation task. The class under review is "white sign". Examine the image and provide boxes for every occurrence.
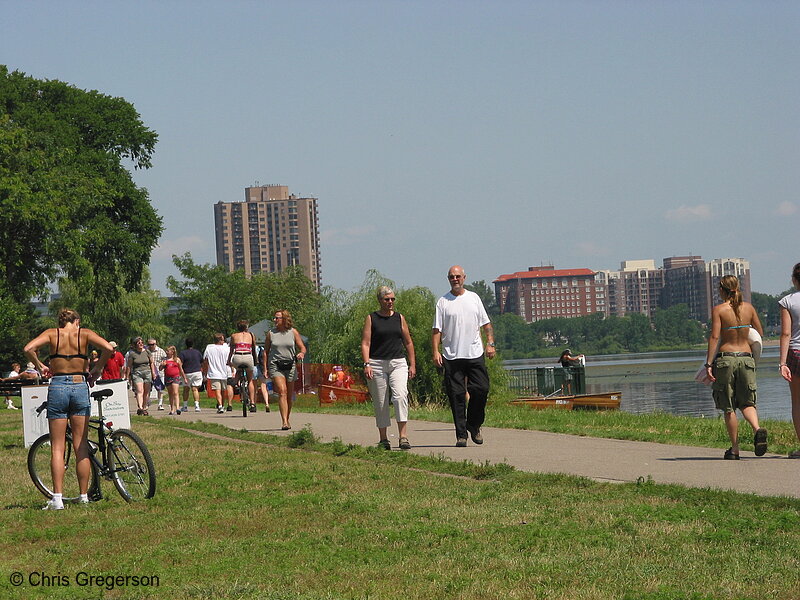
[22,380,132,447]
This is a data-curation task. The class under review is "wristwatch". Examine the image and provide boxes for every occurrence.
[487,342,496,347]
[363,362,370,367]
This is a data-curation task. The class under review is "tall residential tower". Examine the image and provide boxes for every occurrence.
[214,185,321,289]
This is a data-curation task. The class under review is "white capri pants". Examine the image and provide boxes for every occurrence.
[366,358,409,429]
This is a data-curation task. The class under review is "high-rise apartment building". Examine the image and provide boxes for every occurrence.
[214,185,321,289]
[661,256,710,322]
[604,260,665,319]
[707,258,751,308]
[494,266,607,323]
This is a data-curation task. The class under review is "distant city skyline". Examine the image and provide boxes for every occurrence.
[3,3,797,297]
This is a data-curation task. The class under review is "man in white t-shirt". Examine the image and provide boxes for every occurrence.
[203,333,231,414]
[432,265,495,447]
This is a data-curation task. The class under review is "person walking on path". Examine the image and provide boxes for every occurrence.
[203,333,231,414]
[705,275,767,460]
[23,308,113,509]
[361,286,416,450]
[126,337,157,416]
[147,339,167,411]
[264,309,306,430]
[432,265,495,447]
[160,345,188,415]
[179,339,204,413]
[778,262,800,459]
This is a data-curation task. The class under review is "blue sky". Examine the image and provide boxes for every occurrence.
[3,1,799,296]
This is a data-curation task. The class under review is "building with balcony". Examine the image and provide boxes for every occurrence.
[214,184,321,289]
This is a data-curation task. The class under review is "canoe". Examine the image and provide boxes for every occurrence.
[317,384,369,405]
[510,391,621,410]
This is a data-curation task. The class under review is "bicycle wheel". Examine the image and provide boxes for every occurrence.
[241,380,248,417]
[27,433,100,502]
[107,429,156,501]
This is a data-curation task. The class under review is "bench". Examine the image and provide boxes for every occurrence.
[0,378,43,397]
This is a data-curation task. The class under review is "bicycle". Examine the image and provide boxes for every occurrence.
[28,389,156,503]
[235,368,254,417]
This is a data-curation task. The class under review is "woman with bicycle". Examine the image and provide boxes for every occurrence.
[161,345,188,415]
[24,308,114,509]
[227,320,258,412]
[126,337,157,416]
[264,309,306,430]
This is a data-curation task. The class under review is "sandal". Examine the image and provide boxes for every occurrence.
[399,437,411,450]
[754,428,768,457]
[723,448,740,460]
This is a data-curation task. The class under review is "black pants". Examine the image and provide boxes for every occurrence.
[443,356,490,440]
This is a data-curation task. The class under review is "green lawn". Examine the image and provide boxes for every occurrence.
[1,411,798,600]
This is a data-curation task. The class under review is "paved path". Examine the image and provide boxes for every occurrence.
[147,402,800,499]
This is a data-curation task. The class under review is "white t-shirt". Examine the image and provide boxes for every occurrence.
[433,290,491,361]
[779,290,800,349]
[203,343,230,380]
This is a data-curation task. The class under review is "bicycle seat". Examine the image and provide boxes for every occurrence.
[91,389,114,401]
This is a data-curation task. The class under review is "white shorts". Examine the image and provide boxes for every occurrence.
[183,372,203,388]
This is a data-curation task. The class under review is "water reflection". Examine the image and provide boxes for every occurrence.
[505,347,792,422]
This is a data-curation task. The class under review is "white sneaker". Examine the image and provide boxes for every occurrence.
[158,404,164,411]
[195,402,201,412]
[6,399,18,410]
[42,499,65,510]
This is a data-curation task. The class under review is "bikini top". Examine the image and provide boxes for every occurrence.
[723,324,752,331]
[49,327,89,361]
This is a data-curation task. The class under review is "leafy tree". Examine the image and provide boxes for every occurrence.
[166,254,320,346]
[0,66,161,361]
[751,290,791,330]
[652,304,704,347]
[50,269,170,347]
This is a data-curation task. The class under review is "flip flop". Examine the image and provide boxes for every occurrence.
[754,428,768,457]
[723,448,740,460]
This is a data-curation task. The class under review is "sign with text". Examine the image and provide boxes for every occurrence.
[22,380,132,447]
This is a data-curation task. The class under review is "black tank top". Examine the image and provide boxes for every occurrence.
[369,312,405,360]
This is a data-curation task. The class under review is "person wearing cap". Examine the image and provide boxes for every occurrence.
[100,341,125,382]
[558,349,585,395]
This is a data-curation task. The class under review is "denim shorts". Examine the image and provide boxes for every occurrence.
[47,375,91,420]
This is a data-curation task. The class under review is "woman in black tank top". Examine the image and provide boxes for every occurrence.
[360,286,416,450]
[24,308,114,509]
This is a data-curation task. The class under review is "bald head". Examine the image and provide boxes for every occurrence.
[447,265,466,295]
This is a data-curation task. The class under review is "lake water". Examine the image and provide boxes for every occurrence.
[504,347,793,422]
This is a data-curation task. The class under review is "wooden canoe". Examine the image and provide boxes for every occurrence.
[510,391,621,411]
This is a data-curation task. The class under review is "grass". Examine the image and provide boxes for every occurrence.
[1,410,799,600]
[291,394,800,456]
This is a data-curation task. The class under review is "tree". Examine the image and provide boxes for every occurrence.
[0,66,162,358]
[51,268,170,347]
[166,254,320,345]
